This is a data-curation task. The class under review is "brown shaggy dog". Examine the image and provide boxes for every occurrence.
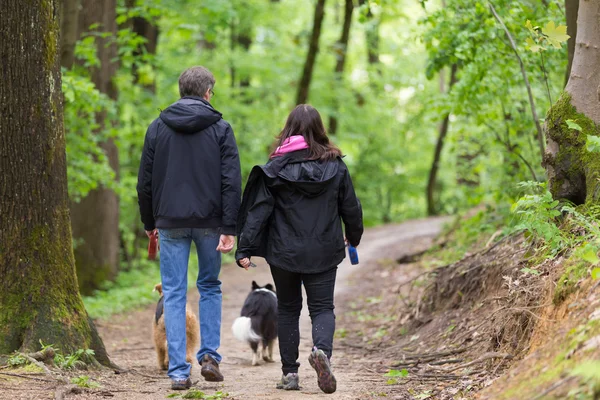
[153,283,200,370]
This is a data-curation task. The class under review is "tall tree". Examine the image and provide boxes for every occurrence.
[565,0,579,85]
[328,0,354,134]
[0,0,111,364]
[296,0,326,105]
[60,0,81,68]
[544,0,600,205]
[426,64,458,216]
[69,0,121,295]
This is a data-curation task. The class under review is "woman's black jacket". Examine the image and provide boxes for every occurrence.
[235,150,363,274]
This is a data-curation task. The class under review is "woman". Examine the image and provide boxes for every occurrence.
[235,104,363,394]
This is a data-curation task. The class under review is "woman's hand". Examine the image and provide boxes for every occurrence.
[238,258,251,270]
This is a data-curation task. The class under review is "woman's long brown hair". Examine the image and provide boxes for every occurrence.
[271,104,342,161]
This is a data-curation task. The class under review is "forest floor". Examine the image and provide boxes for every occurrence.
[0,217,447,400]
[2,215,599,399]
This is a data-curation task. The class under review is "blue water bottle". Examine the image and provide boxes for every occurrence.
[347,244,359,265]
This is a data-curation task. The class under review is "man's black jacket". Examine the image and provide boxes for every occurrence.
[137,96,241,235]
[235,150,363,273]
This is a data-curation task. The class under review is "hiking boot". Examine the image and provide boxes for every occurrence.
[171,377,192,390]
[200,354,224,382]
[308,347,337,394]
[276,373,300,390]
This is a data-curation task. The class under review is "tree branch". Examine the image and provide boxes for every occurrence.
[488,1,545,157]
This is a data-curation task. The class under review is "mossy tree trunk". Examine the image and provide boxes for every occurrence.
[0,0,112,365]
[69,0,121,295]
[543,0,600,205]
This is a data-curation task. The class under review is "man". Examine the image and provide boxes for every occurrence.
[137,66,241,390]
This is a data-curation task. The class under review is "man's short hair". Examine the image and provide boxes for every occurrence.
[178,66,215,98]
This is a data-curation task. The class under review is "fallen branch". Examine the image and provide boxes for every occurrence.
[428,358,463,366]
[441,352,513,373]
[0,371,55,383]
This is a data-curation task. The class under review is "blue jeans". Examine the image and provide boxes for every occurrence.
[159,228,222,380]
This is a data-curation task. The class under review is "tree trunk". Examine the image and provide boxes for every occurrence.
[544,0,600,205]
[130,7,159,91]
[565,0,579,86]
[0,0,111,365]
[70,0,120,295]
[60,0,81,68]
[426,64,458,216]
[296,0,326,105]
[328,0,354,134]
[359,0,380,66]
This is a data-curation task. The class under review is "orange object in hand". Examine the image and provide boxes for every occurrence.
[148,230,159,260]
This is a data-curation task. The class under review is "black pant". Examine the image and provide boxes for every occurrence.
[270,265,337,375]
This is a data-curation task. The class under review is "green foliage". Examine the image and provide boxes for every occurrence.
[63,70,117,202]
[6,353,27,367]
[512,182,566,254]
[524,20,570,53]
[54,348,95,370]
[71,375,101,389]
[61,0,574,298]
[384,368,408,385]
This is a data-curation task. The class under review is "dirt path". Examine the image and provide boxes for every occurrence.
[0,217,447,400]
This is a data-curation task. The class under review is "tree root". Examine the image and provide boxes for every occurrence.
[0,372,55,383]
[435,352,513,373]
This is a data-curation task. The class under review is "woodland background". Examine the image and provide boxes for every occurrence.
[1,0,600,396]
[58,0,574,298]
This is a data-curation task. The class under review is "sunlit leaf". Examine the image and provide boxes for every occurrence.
[542,21,570,49]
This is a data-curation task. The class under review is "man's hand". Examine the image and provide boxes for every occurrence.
[216,234,235,253]
[146,229,157,238]
[238,258,251,270]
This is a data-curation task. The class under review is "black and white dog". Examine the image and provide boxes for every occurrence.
[232,281,278,366]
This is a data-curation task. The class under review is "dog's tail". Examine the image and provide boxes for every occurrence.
[153,283,163,296]
[232,317,262,343]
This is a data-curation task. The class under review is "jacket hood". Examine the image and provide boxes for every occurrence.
[261,151,339,197]
[159,96,222,133]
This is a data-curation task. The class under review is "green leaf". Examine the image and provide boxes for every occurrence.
[386,378,398,385]
[587,136,600,153]
[525,20,537,34]
[542,21,570,49]
[581,247,600,265]
[565,119,582,131]
[592,268,600,280]
[384,369,409,377]
[525,37,543,53]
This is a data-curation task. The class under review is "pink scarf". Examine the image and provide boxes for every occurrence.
[271,135,309,158]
